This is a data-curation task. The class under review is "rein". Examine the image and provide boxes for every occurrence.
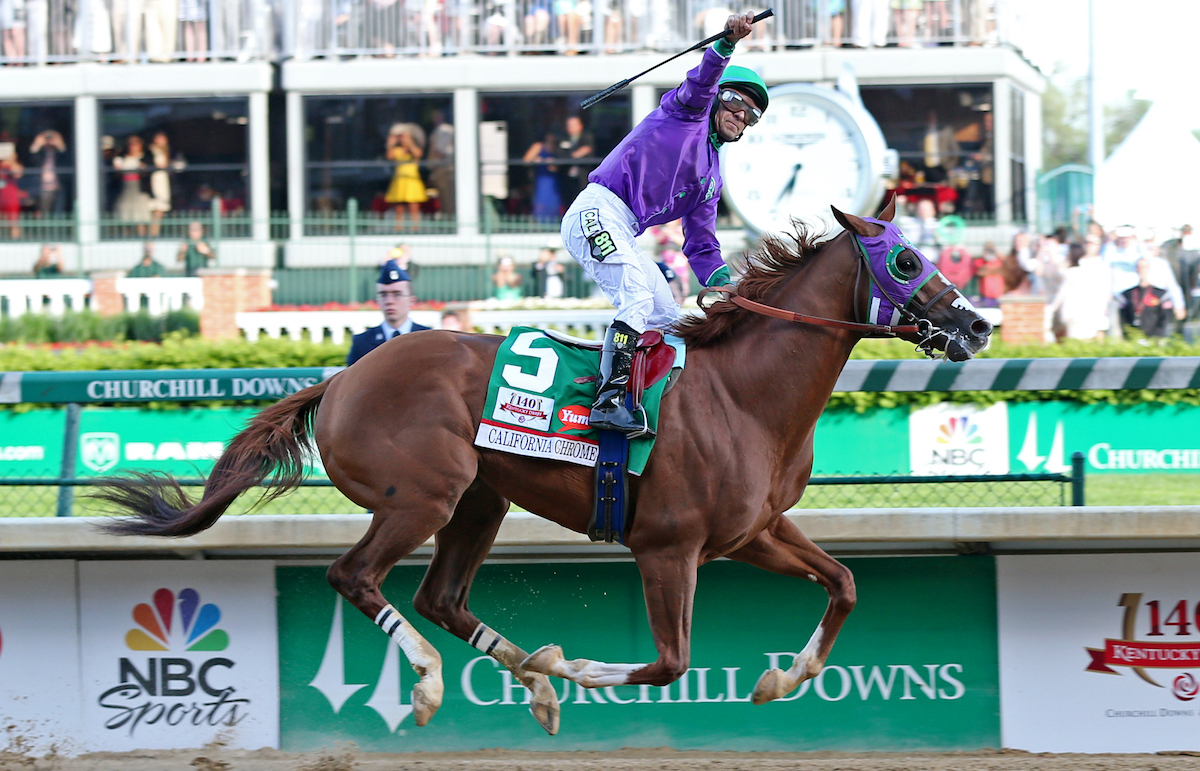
[698,284,923,335]
[696,232,935,337]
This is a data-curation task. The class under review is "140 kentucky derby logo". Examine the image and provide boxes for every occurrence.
[1086,593,1200,701]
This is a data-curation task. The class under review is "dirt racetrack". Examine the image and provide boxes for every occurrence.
[5,748,1200,771]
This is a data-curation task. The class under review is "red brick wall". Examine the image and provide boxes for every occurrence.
[89,271,125,316]
[999,295,1047,345]
[197,268,273,339]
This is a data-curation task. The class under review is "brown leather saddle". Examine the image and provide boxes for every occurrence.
[548,329,678,401]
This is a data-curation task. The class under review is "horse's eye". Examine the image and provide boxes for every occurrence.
[897,254,920,278]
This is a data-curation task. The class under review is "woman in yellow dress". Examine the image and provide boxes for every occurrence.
[384,123,427,231]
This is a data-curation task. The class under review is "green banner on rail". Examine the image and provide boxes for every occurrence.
[0,367,337,404]
[277,558,1000,752]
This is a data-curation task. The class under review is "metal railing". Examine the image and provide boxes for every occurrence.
[0,0,1014,66]
[0,365,1090,517]
[0,0,274,66]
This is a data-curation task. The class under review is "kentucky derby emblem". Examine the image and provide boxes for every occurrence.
[1086,593,1200,700]
[492,387,553,432]
[81,432,121,473]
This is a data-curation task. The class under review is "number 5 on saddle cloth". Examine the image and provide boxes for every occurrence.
[472,327,679,544]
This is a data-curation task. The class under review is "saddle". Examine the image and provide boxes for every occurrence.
[577,330,677,545]
[548,329,678,400]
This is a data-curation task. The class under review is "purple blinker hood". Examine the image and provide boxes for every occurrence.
[853,217,939,326]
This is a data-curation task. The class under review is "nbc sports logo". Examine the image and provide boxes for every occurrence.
[909,402,1009,476]
[125,588,229,652]
[935,416,981,445]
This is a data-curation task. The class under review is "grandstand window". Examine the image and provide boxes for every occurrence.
[303,94,454,224]
[478,91,630,227]
[860,84,997,220]
[0,101,75,219]
[99,98,251,237]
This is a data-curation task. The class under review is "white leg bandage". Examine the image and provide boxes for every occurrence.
[375,604,440,674]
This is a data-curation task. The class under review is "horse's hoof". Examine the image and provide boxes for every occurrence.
[528,674,561,735]
[751,667,792,705]
[521,644,564,677]
[411,674,444,727]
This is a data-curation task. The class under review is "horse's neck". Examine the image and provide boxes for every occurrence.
[709,237,863,451]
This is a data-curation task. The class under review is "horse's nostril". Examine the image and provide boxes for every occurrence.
[970,318,993,337]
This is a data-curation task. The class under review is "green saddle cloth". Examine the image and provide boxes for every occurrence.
[473,327,666,475]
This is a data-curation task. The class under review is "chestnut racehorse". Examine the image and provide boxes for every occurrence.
[98,201,992,735]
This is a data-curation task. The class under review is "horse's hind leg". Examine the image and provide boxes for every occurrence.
[523,547,699,689]
[726,514,856,704]
[412,479,561,735]
[325,459,476,727]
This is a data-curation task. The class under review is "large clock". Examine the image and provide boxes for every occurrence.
[720,83,891,236]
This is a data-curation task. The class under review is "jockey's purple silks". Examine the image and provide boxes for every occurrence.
[854,216,940,327]
[587,46,731,286]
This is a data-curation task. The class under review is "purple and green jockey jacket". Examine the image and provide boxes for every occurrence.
[588,45,733,286]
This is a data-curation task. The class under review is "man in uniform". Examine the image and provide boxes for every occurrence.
[346,260,430,366]
[559,11,768,435]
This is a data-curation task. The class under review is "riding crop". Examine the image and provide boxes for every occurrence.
[580,8,774,110]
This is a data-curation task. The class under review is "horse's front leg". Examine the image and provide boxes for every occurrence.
[726,514,856,704]
[523,546,698,688]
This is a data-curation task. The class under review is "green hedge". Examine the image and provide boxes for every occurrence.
[0,310,200,343]
[1,331,1198,410]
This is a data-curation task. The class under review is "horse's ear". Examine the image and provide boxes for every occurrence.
[831,205,884,237]
[876,194,896,222]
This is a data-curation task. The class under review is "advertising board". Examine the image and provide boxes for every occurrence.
[73,408,260,477]
[77,561,280,751]
[0,561,82,756]
[278,558,999,752]
[1007,402,1200,475]
[998,554,1200,753]
[0,410,64,479]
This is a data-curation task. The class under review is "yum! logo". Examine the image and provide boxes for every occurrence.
[99,588,248,736]
[558,405,590,431]
[1086,593,1200,701]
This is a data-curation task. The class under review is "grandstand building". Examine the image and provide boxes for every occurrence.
[0,0,1044,304]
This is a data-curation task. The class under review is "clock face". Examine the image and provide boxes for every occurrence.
[720,83,887,236]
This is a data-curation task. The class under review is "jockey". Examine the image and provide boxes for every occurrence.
[561,12,768,436]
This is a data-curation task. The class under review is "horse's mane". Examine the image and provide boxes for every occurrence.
[674,223,831,348]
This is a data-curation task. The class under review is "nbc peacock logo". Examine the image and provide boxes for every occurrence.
[125,588,229,652]
[936,417,981,446]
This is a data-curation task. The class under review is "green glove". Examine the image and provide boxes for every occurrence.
[714,37,736,57]
[706,265,732,286]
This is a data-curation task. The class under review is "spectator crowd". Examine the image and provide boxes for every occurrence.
[0,0,1006,64]
[910,207,1197,341]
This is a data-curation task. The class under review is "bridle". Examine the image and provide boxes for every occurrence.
[697,231,956,358]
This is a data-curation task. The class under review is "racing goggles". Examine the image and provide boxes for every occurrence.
[718,89,762,126]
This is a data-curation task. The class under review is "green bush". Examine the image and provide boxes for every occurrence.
[1,328,1197,411]
[0,310,199,344]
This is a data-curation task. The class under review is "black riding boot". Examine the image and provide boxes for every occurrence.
[590,321,651,437]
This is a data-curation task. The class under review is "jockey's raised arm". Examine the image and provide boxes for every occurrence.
[562,11,768,436]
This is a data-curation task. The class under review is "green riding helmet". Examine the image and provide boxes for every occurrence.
[717,65,769,113]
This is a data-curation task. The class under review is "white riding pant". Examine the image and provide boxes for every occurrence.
[561,183,681,334]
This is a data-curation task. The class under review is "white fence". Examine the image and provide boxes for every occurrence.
[0,279,92,316]
[114,277,204,315]
[236,307,616,342]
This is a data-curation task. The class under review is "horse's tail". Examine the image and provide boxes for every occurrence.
[95,378,332,538]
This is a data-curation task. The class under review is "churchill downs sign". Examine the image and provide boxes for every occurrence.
[0,368,344,404]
